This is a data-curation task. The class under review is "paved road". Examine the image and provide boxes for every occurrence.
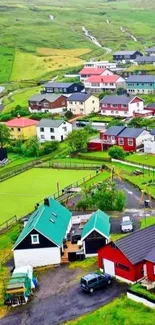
[1,267,127,325]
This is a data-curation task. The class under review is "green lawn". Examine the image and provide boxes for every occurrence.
[140,216,155,229]
[126,153,155,167]
[0,46,14,83]
[80,152,110,159]
[0,168,95,223]
[65,295,155,325]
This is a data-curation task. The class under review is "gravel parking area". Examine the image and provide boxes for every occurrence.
[0,265,127,325]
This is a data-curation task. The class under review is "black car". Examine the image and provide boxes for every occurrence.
[71,231,81,244]
[80,272,112,293]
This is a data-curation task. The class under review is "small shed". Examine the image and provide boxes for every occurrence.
[81,210,110,257]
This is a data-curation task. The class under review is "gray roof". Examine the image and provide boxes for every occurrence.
[146,47,155,52]
[115,224,155,264]
[100,95,135,105]
[126,75,155,83]
[146,103,155,109]
[118,127,144,138]
[151,128,155,136]
[114,51,139,56]
[29,94,62,102]
[44,82,73,88]
[135,56,155,63]
[104,126,125,136]
[68,93,91,102]
[38,119,66,128]
[145,247,155,263]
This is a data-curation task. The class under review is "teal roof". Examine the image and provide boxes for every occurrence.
[81,209,110,240]
[14,198,72,249]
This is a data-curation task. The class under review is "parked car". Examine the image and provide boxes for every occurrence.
[71,231,81,244]
[80,272,112,293]
[120,216,133,233]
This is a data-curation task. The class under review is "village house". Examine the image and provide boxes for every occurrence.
[84,75,125,93]
[81,210,110,257]
[145,103,155,115]
[144,128,155,154]
[145,47,155,56]
[126,75,155,94]
[98,225,155,284]
[37,119,72,142]
[100,95,144,117]
[113,50,143,62]
[67,93,99,115]
[135,56,155,65]
[43,82,84,95]
[28,94,67,113]
[13,198,72,268]
[5,117,38,140]
[88,126,150,152]
[79,67,113,82]
[84,60,117,71]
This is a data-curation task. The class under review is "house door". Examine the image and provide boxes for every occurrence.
[143,264,147,277]
[61,135,63,141]
[103,259,115,276]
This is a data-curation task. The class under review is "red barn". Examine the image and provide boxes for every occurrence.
[98,225,155,284]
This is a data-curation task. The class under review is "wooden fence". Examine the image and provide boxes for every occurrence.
[35,161,102,170]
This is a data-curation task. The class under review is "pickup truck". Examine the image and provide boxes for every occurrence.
[120,216,133,233]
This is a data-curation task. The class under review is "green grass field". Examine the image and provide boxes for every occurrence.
[65,295,155,325]
[0,168,94,223]
[126,153,155,167]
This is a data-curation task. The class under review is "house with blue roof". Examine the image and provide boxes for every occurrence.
[81,210,111,257]
[13,198,72,268]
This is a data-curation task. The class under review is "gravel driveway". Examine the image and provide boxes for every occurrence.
[0,265,127,325]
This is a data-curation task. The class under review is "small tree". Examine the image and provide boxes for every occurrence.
[64,110,74,120]
[108,146,126,160]
[0,124,11,145]
[67,129,88,153]
[42,141,59,154]
[22,137,39,157]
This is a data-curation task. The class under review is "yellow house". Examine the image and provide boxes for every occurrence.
[5,117,38,140]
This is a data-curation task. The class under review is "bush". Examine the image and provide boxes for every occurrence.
[41,141,59,155]
[108,146,126,160]
[76,199,90,211]
[64,110,74,120]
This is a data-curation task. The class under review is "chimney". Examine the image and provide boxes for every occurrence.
[44,198,50,206]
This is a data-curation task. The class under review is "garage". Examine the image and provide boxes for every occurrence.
[81,210,110,257]
[103,259,115,276]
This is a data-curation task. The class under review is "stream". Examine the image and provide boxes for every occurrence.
[120,26,137,42]
[82,26,112,53]
[0,86,5,112]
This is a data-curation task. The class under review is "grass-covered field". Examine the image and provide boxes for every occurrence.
[0,168,94,223]
[126,153,155,167]
[65,295,155,325]
[0,46,14,83]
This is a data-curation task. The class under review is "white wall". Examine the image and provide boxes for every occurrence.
[127,291,155,309]
[101,109,129,117]
[29,107,63,114]
[14,247,61,268]
[136,130,150,147]
[37,122,72,143]
[144,136,155,154]
[128,100,144,115]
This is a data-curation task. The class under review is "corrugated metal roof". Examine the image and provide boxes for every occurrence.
[135,56,155,63]
[115,224,155,264]
[127,75,155,83]
[114,51,138,56]
[146,47,155,52]
[29,94,62,102]
[79,67,105,75]
[118,127,144,138]
[68,92,91,102]
[13,198,72,249]
[104,126,125,136]
[38,119,66,128]
[87,75,120,83]
[100,95,133,105]
[151,128,155,135]
[44,82,73,88]
[145,247,155,263]
[81,209,110,240]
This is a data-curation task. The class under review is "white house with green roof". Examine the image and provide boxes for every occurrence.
[13,198,72,268]
[81,210,110,257]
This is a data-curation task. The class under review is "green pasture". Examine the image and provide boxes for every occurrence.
[0,168,94,223]
[126,153,155,167]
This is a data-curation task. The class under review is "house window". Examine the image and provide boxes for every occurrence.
[50,128,54,133]
[128,138,133,146]
[111,111,114,114]
[63,127,67,131]
[64,88,67,93]
[137,103,140,107]
[92,100,95,103]
[31,234,39,244]
[61,101,65,105]
[80,102,83,105]
[74,87,77,91]
[11,128,14,131]
[70,101,73,104]
[116,263,130,271]
[116,111,118,114]
[118,138,124,145]
[40,127,44,132]
[51,136,55,140]
[43,102,49,107]
[102,110,106,113]
[111,136,115,140]
[153,265,155,275]
[41,135,45,139]
[17,128,21,132]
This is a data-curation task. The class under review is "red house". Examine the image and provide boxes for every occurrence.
[100,95,144,117]
[98,225,155,284]
[79,67,112,82]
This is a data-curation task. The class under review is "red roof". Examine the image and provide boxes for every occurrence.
[5,117,38,128]
[79,67,105,76]
[87,75,120,83]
